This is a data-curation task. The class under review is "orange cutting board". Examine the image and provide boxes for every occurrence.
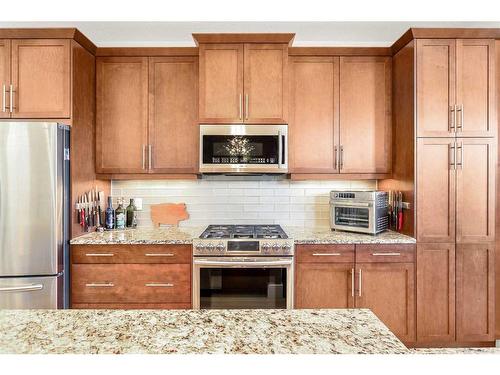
[150,203,189,227]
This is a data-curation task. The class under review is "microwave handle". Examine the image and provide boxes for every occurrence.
[278,130,284,168]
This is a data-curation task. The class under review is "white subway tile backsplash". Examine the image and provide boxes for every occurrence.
[112,179,375,229]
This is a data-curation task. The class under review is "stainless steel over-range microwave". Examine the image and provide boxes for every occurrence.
[199,124,288,174]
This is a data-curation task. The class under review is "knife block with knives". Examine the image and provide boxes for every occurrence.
[387,191,410,232]
[75,188,105,232]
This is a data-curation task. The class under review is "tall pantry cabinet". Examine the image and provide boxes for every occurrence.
[390,38,496,345]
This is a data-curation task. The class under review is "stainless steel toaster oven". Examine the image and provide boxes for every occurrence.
[329,191,389,235]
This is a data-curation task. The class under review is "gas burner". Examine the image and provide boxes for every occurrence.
[200,225,288,239]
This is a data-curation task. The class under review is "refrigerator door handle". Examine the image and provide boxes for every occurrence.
[0,284,44,292]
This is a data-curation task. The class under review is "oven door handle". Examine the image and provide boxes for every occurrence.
[193,259,293,267]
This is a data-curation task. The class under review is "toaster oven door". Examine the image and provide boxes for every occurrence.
[330,202,374,234]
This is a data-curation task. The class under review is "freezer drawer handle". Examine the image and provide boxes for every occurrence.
[372,252,401,256]
[145,283,174,287]
[86,253,114,257]
[85,283,114,287]
[144,253,175,257]
[0,284,43,292]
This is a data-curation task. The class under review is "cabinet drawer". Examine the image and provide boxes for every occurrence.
[72,303,191,309]
[72,264,191,304]
[355,244,415,263]
[71,245,192,264]
[296,244,355,263]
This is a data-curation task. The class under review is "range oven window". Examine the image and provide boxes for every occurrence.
[202,135,282,165]
[200,268,287,309]
[334,206,370,228]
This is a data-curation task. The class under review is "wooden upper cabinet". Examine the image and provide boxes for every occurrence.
[416,39,456,137]
[456,243,495,342]
[416,138,456,243]
[355,262,416,343]
[198,44,243,123]
[243,44,288,123]
[416,243,456,343]
[0,39,10,118]
[455,39,496,137]
[11,39,71,118]
[339,56,391,174]
[96,57,149,174]
[149,57,198,173]
[289,56,339,173]
[455,138,496,243]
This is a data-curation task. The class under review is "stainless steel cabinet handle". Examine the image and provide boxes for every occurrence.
[456,104,463,131]
[358,269,362,297]
[145,253,174,257]
[148,145,152,170]
[0,284,43,292]
[245,94,249,120]
[450,105,456,132]
[9,84,14,113]
[2,84,6,113]
[85,253,114,257]
[312,253,341,256]
[145,283,173,287]
[340,145,344,170]
[142,145,146,170]
[449,143,456,170]
[334,146,338,170]
[456,142,463,169]
[372,252,401,256]
[239,93,242,120]
[351,268,355,297]
[85,283,114,287]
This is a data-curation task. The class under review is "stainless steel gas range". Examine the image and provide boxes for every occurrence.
[192,225,294,310]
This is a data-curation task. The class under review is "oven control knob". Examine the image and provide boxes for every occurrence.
[262,243,271,253]
[216,243,225,252]
[272,243,281,252]
[207,244,215,252]
[282,244,292,252]
[195,244,205,252]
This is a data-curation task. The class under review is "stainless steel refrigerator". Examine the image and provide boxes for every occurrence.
[0,122,70,308]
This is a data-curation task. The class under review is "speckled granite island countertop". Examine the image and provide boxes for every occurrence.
[0,309,408,354]
[70,227,415,245]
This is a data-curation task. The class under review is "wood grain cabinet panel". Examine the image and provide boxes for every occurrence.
[355,262,416,343]
[11,39,70,118]
[456,243,495,342]
[243,44,288,123]
[416,39,456,137]
[456,39,496,137]
[295,263,354,309]
[416,138,456,243]
[456,138,496,243]
[72,263,191,304]
[339,56,392,174]
[96,57,149,174]
[416,243,456,343]
[289,56,339,173]
[149,57,198,173]
[0,39,10,118]
[198,44,243,123]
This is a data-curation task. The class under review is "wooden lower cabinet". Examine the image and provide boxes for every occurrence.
[356,262,416,343]
[456,243,495,342]
[416,243,456,343]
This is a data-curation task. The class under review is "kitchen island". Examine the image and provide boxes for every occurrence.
[0,308,408,354]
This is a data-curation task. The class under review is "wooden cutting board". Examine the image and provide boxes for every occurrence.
[150,203,189,227]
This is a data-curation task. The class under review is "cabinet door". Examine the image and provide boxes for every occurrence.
[456,243,495,342]
[11,39,70,118]
[456,138,496,243]
[416,243,455,343]
[96,57,148,174]
[289,57,339,173]
[355,262,416,343]
[339,56,391,174]
[456,39,496,137]
[149,57,198,173]
[199,44,243,123]
[0,39,10,118]
[416,138,456,243]
[295,263,354,308]
[416,39,456,137]
[243,44,288,124]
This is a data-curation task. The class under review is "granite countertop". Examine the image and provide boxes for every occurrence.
[0,308,408,354]
[70,226,415,245]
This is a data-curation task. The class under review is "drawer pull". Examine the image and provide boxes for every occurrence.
[372,252,401,256]
[312,253,342,256]
[85,283,114,287]
[145,283,174,288]
[85,253,114,257]
[144,253,175,257]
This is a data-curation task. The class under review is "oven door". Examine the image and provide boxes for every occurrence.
[192,257,293,309]
[330,202,375,234]
[199,124,288,173]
